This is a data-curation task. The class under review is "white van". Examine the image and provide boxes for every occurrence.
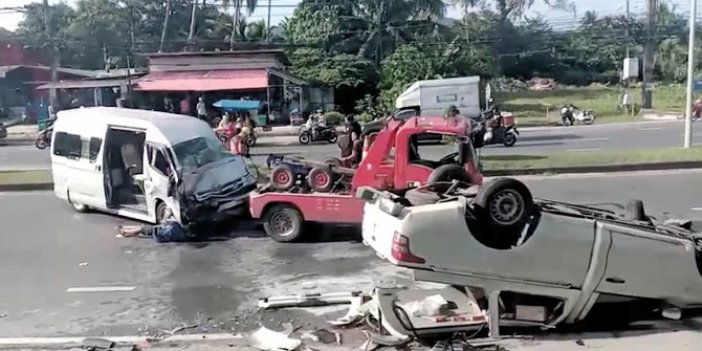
[50,107,257,224]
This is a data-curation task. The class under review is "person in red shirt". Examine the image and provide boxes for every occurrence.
[179,96,191,116]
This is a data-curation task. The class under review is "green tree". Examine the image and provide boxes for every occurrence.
[222,0,258,49]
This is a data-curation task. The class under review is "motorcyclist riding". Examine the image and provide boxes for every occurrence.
[306,109,326,140]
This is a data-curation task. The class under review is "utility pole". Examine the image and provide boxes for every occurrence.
[683,0,697,149]
[43,0,57,108]
[266,0,272,42]
[126,0,136,104]
[642,0,658,109]
[625,0,630,58]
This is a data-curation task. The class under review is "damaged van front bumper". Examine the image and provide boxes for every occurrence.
[179,176,258,224]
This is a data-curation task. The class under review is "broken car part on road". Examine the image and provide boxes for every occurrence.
[358,177,702,337]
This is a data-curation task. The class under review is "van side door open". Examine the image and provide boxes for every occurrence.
[143,143,181,223]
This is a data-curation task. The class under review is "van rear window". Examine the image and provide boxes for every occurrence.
[53,132,82,159]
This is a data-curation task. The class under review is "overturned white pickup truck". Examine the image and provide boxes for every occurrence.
[357,179,702,336]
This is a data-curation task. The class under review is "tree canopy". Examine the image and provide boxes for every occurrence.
[5,0,699,112]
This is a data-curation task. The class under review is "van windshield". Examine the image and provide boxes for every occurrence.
[172,136,233,173]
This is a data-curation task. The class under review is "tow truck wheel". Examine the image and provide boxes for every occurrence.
[308,166,333,193]
[474,177,533,230]
[263,205,303,242]
[270,165,295,191]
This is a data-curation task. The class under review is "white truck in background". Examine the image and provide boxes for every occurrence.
[394,76,483,120]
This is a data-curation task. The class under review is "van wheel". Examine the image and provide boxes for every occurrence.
[156,202,170,223]
[68,193,88,213]
[263,205,303,242]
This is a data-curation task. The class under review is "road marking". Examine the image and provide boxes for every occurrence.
[575,137,609,142]
[566,148,601,152]
[0,333,243,347]
[692,208,702,211]
[639,127,662,131]
[66,286,136,293]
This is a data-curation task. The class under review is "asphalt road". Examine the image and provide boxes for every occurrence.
[2,169,702,340]
[3,120,702,171]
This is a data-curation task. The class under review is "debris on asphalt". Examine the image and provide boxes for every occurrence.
[327,296,371,326]
[246,326,302,351]
[402,294,449,317]
[79,262,89,267]
[368,332,412,347]
[160,324,198,335]
[575,339,586,346]
[258,291,364,310]
[82,337,115,350]
[662,306,683,320]
[357,331,378,351]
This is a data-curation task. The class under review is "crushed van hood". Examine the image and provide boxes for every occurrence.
[178,157,257,223]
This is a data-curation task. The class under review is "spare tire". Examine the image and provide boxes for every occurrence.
[308,166,334,193]
[427,164,472,184]
[474,177,533,231]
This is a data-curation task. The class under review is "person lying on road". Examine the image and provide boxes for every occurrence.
[116,208,196,243]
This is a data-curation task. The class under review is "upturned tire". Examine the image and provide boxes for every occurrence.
[307,166,334,193]
[270,165,295,191]
[474,177,533,231]
[263,205,304,242]
[427,164,472,184]
[299,132,311,145]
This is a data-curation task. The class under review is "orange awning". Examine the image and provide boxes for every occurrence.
[134,69,268,92]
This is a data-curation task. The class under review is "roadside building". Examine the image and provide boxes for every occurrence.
[134,48,333,126]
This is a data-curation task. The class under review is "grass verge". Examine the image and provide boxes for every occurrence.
[482,148,702,171]
[0,170,52,185]
[495,85,686,127]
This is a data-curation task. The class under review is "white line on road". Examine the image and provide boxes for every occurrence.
[566,148,601,152]
[639,127,662,131]
[575,137,609,142]
[66,286,136,293]
[692,208,702,211]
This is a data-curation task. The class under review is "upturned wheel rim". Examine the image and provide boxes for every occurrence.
[490,189,524,225]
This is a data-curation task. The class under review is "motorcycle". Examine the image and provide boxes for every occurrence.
[476,106,519,147]
[35,125,53,150]
[299,125,338,145]
[561,105,596,126]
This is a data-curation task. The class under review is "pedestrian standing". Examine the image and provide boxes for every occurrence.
[180,95,191,116]
[196,97,207,121]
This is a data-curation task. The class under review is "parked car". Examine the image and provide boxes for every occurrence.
[357,179,702,335]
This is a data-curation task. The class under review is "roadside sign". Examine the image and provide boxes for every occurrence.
[693,80,702,92]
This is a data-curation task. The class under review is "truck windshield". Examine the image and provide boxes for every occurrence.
[172,136,233,173]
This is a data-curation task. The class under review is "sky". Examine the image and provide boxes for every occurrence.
[0,0,695,32]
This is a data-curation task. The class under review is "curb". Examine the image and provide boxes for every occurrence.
[483,161,702,177]
[0,183,53,192]
[0,333,244,349]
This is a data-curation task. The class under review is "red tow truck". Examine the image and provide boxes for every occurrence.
[248,116,484,242]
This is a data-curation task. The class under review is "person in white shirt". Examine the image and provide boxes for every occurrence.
[196,97,207,121]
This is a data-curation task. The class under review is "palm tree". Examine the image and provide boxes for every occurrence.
[158,0,173,52]
[223,0,258,50]
[349,0,446,67]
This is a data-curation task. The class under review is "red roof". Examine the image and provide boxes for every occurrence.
[134,69,268,92]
